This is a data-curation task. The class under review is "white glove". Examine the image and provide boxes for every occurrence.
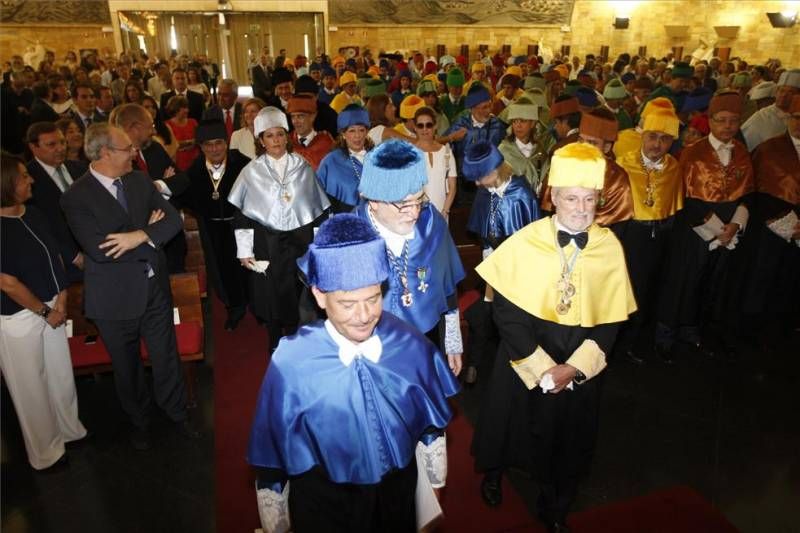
[256,481,291,533]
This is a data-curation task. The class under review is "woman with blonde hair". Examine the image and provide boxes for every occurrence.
[229,97,266,159]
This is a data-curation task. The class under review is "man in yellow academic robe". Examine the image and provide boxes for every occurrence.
[471,143,636,532]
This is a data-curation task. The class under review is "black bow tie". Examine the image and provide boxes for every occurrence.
[557,230,588,250]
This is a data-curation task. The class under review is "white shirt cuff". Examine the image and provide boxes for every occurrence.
[235,229,254,258]
[443,309,463,355]
[154,179,172,199]
[416,435,447,488]
[256,482,291,533]
[731,204,749,231]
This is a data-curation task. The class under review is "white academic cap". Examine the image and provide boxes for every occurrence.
[777,69,800,88]
[254,106,288,137]
[750,81,777,100]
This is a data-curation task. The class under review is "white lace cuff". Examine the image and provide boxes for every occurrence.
[235,229,254,258]
[731,204,749,231]
[256,481,291,533]
[443,310,463,355]
[417,435,447,488]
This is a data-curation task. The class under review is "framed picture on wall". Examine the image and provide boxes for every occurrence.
[338,46,360,58]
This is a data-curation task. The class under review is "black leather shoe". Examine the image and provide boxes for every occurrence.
[624,349,645,365]
[130,427,151,451]
[548,521,572,533]
[655,343,674,364]
[66,430,93,448]
[36,453,69,473]
[691,340,715,358]
[176,419,201,440]
[480,474,502,507]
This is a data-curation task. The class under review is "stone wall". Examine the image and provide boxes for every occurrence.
[329,0,800,65]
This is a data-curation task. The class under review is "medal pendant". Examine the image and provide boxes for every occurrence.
[211,191,220,200]
[416,267,428,293]
[282,192,292,203]
[556,278,569,292]
[644,197,655,207]
[564,283,576,298]
[556,302,570,315]
[401,291,413,307]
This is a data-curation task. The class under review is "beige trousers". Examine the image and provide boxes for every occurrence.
[0,298,87,469]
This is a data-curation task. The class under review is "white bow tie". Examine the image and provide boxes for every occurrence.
[472,119,486,129]
[338,334,383,366]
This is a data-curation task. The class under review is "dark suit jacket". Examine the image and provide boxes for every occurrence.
[140,141,190,202]
[202,102,243,130]
[27,158,88,282]
[251,64,272,101]
[60,170,182,320]
[69,109,106,133]
[160,90,205,122]
[30,98,59,124]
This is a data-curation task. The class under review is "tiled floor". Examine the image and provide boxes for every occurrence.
[2,307,798,532]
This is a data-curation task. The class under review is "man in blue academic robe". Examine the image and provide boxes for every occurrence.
[248,214,460,533]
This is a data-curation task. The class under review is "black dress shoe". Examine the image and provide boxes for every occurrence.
[548,521,572,533]
[130,427,151,451]
[655,343,674,364]
[176,419,201,439]
[66,430,93,448]
[691,340,715,358]
[480,474,502,507]
[624,349,645,365]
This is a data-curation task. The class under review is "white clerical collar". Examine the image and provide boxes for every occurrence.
[349,149,367,163]
[324,87,336,95]
[487,178,511,197]
[640,150,665,171]
[471,115,487,128]
[566,128,580,138]
[368,206,415,256]
[325,320,382,366]
[515,137,534,157]
[206,158,226,177]
[708,133,733,151]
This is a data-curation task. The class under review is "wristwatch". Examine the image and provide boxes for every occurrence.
[573,368,586,384]
[38,304,52,319]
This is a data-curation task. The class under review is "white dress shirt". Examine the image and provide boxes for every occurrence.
[708,133,734,166]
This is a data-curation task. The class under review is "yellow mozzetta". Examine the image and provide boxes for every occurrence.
[476,216,637,328]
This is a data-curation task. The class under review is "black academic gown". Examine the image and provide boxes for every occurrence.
[183,150,250,312]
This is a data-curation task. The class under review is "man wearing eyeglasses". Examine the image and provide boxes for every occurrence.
[354,139,466,376]
[656,92,755,361]
[61,123,200,450]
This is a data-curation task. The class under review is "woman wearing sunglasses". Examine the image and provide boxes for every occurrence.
[413,106,457,221]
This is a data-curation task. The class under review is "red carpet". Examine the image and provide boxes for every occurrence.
[212,301,738,532]
[212,297,267,533]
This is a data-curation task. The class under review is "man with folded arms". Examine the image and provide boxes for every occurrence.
[740,95,800,345]
[249,214,459,533]
[656,93,754,360]
[471,143,635,532]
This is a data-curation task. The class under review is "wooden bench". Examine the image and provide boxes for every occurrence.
[66,272,205,406]
[183,210,208,298]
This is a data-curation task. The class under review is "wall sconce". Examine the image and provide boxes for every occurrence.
[613,17,630,29]
[766,12,797,27]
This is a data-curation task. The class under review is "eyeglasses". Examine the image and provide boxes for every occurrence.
[415,122,435,130]
[109,144,135,153]
[389,194,429,214]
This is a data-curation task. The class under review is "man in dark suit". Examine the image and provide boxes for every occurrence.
[201,79,242,142]
[114,103,190,273]
[250,53,272,102]
[93,86,114,123]
[26,122,88,283]
[69,83,105,133]
[29,81,59,124]
[160,68,205,122]
[60,123,199,450]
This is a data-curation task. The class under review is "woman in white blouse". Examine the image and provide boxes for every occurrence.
[229,97,265,160]
[413,106,457,220]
